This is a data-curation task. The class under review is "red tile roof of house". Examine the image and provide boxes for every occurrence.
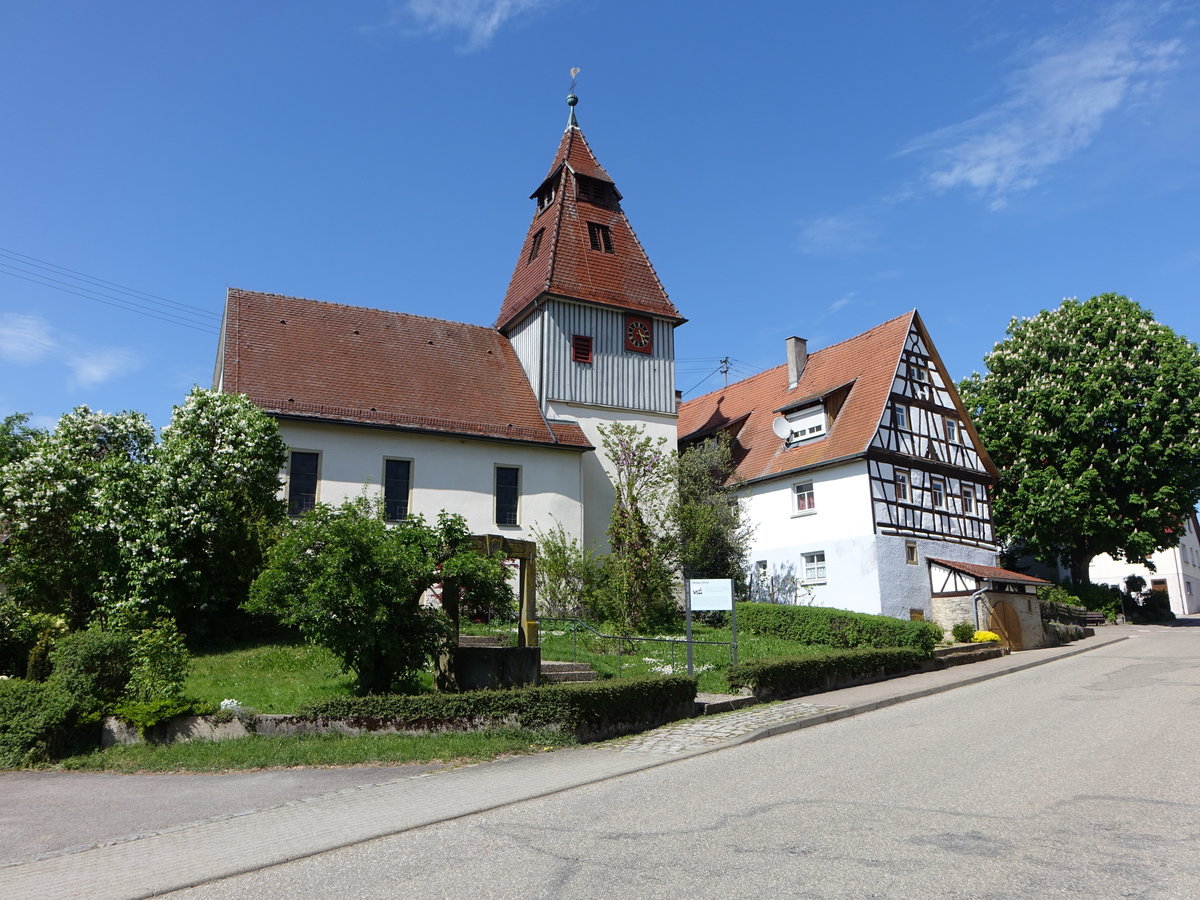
[496,122,683,332]
[678,312,917,481]
[928,558,1051,585]
[217,289,590,449]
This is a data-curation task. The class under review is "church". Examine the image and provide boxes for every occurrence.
[213,93,682,552]
[213,92,1042,637]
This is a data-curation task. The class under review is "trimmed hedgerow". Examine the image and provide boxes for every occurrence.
[0,678,90,767]
[735,602,943,656]
[726,647,926,701]
[298,675,697,742]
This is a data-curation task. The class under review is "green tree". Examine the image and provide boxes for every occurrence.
[673,432,753,595]
[959,294,1200,582]
[0,407,154,629]
[598,423,677,629]
[0,412,44,471]
[246,500,510,694]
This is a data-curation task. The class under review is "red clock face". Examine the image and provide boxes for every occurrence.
[625,316,652,354]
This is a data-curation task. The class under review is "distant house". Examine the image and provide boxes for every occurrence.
[213,96,683,551]
[678,311,1039,632]
[1090,512,1200,615]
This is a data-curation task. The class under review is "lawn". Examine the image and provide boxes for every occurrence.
[184,642,360,713]
[468,620,832,694]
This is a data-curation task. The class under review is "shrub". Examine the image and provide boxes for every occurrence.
[299,675,697,742]
[971,630,1001,643]
[47,627,134,711]
[951,622,975,644]
[25,632,56,682]
[111,696,217,737]
[0,678,89,766]
[735,602,943,656]
[726,648,926,700]
[0,599,61,677]
[533,522,605,619]
[124,619,190,702]
[1140,589,1176,623]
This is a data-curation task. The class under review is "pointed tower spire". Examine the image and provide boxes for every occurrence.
[496,90,683,333]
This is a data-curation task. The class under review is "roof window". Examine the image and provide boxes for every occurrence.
[587,222,614,253]
[527,228,544,264]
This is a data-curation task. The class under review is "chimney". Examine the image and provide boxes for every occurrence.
[786,336,808,388]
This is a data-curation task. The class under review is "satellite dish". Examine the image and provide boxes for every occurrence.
[771,416,794,440]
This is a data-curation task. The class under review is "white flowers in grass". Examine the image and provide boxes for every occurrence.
[220,699,244,711]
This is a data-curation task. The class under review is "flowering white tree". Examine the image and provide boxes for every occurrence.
[130,388,288,632]
[0,389,287,632]
[960,294,1200,582]
[0,407,155,629]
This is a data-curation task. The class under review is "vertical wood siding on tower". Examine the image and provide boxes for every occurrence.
[539,300,676,414]
[506,313,544,405]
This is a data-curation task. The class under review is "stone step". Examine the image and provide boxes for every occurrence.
[541,670,598,683]
[458,634,507,648]
[540,660,593,673]
[540,660,598,683]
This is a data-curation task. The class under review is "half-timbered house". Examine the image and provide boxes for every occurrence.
[213,95,682,551]
[678,310,1032,623]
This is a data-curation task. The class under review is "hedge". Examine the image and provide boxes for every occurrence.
[735,602,943,656]
[0,678,91,767]
[298,675,698,742]
[726,647,927,700]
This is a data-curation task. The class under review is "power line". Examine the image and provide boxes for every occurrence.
[0,247,220,334]
[0,264,219,335]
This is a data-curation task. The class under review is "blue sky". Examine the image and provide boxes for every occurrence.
[2,1,1198,432]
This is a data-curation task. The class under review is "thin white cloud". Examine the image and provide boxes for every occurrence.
[0,313,58,364]
[905,9,1182,209]
[797,212,878,257]
[69,349,140,389]
[0,312,138,388]
[376,0,558,51]
[829,293,856,314]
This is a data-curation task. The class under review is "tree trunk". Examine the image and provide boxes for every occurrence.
[1069,553,1092,585]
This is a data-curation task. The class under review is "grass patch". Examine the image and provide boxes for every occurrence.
[54,728,575,773]
[465,622,832,693]
[184,642,359,713]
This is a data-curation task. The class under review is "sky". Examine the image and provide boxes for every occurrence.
[2,1,1198,433]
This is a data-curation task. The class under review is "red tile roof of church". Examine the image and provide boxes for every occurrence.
[496,121,683,332]
[678,312,917,481]
[217,288,590,449]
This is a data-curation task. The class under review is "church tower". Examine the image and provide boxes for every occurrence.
[497,93,685,549]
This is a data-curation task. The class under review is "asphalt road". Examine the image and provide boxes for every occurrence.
[166,625,1200,899]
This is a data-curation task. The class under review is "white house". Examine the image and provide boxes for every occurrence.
[213,95,683,552]
[1090,512,1200,615]
[678,311,1035,627]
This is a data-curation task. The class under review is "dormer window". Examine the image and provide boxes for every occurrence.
[587,222,614,253]
[536,184,556,213]
[576,175,613,207]
[785,405,826,443]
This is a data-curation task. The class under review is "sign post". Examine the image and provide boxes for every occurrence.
[686,578,735,676]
